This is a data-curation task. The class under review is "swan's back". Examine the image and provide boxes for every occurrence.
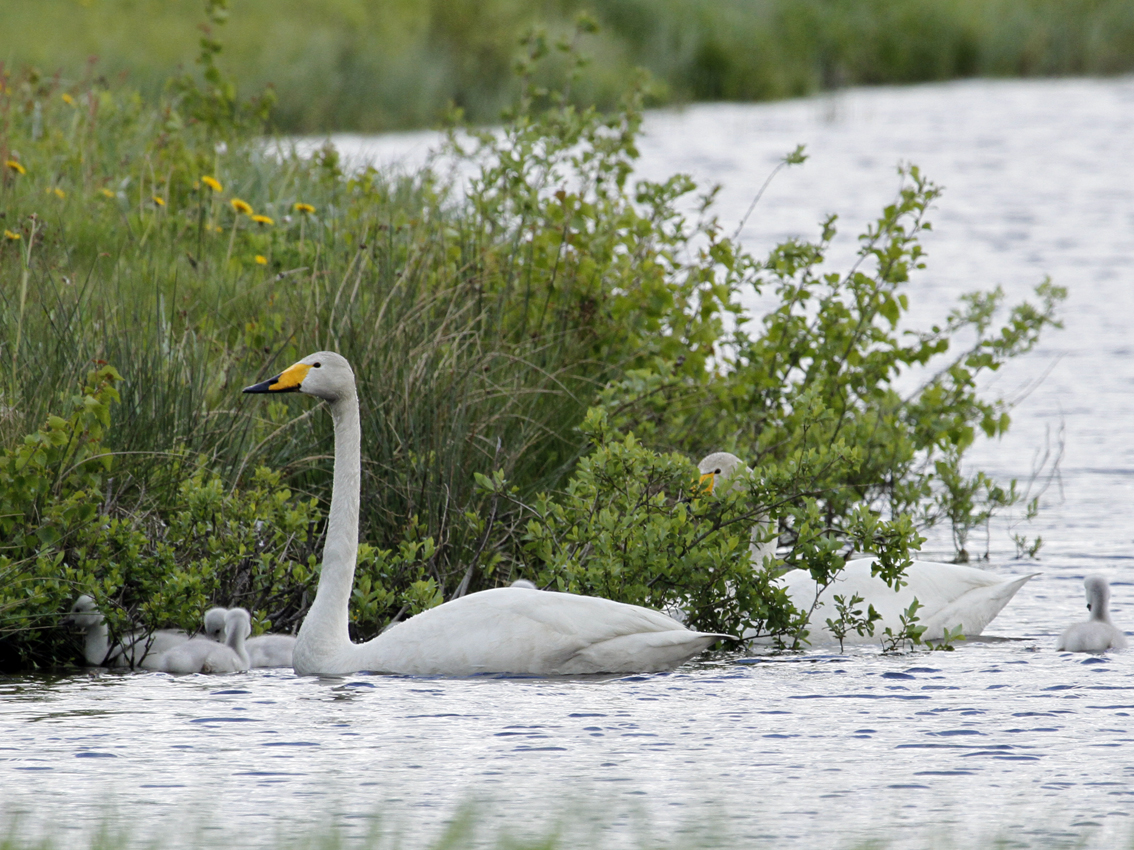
[778,559,1035,644]
[246,634,296,668]
[157,637,225,674]
[1056,620,1127,653]
[305,587,726,676]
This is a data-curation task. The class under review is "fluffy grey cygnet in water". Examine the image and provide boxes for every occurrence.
[158,608,252,673]
[1056,575,1127,653]
[63,595,189,668]
[204,606,295,668]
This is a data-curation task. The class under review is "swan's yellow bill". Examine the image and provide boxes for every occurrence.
[242,362,311,394]
[699,472,715,493]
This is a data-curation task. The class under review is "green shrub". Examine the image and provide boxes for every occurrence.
[0,7,1064,668]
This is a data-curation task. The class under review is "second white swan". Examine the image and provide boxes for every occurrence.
[697,451,1035,645]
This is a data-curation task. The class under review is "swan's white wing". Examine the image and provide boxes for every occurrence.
[915,571,1036,638]
[121,629,191,670]
[775,559,1035,645]
[354,587,725,676]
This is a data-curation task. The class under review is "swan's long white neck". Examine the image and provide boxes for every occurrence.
[293,390,362,676]
[1091,588,1111,621]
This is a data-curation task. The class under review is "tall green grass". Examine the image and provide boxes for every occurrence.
[2,0,1134,133]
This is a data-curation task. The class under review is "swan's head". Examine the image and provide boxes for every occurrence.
[1084,575,1111,612]
[225,608,252,644]
[204,607,228,641]
[63,595,104,631]
[697,452,747,493]
[243,352,355,403]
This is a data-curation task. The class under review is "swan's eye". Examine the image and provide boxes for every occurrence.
[313,362,322,368]
[714,468,721,474]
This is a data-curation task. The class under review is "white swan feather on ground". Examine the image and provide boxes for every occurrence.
[244,351,729,677]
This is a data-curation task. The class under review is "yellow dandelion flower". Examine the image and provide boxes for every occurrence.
[152,196,165,207]
[251,214,274,226]
[47,187,66,199]
[62,93,75,106]
[293,202,315,214]
[202,175,223,193]
[100,188,115,198]
[6,160,26,175]
[4,230,20,241]
[254,255,268,265]
[230,198,253,215]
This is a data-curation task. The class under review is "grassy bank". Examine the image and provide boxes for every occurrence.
[0,14,1063,669]
[2,0,1134,132]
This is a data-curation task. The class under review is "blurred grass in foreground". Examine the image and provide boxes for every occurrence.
[0,797,1125,850]
[2,0,1134,132]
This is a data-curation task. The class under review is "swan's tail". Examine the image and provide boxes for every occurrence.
[919,573,1038,640]
[563,631,732,674]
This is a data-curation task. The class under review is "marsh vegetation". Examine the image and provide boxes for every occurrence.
[0,5,1063,670]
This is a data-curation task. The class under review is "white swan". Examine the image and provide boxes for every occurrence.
[63,595,190,668]
[1056,575,1127,652]
[204,606,296,668]
[243,352,728,676]
[158,608,252,673]
[697,452,1036,645]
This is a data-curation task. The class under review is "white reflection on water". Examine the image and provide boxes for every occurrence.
[5,77,1134,848]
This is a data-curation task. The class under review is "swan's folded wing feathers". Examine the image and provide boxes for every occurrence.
[360,587,725,676]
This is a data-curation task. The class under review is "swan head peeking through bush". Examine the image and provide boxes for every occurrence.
[697,452,746,493]
[243,351,355,401]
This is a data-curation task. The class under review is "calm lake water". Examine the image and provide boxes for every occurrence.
[4,78,1134,849]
